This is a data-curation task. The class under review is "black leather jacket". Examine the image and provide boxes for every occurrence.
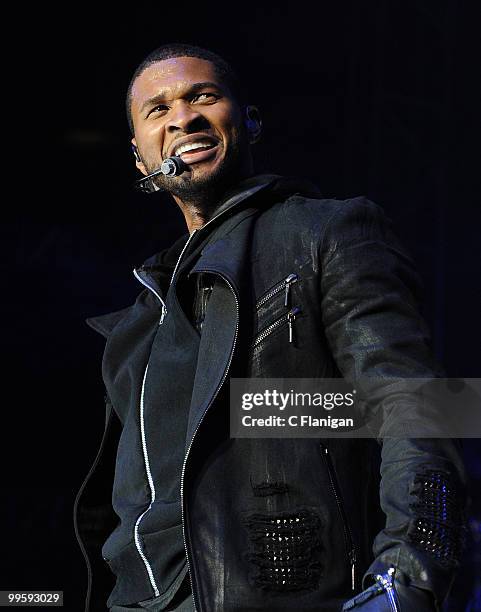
[75,175,466,611]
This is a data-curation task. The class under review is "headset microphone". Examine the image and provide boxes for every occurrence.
[160,156,187,176]
[134,156,188,193]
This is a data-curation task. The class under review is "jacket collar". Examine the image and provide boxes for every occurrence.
[133,174,282,297]
[185,172,321,288]
[86,173,320,338]
[202,173,281,223]
[141,173,282,268]
[140,172,320,274]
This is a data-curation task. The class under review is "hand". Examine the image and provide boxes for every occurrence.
[341,567,436,611]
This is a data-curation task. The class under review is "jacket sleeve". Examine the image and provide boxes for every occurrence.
[318,197,467,610]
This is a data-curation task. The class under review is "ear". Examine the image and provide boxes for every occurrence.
[131,138,148,175]
[244,105,262,144]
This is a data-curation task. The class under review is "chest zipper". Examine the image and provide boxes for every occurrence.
[132,363,160,596]
[252,306,301,348]
[129,275,166,597]
[180,269,239,612]
[133,269,167,325]
[256,273,298,310]
[129,232,199,598]
[320,442,357,591]
[170,229,198,288]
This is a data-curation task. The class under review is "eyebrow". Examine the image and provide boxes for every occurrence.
[139,81,223,114]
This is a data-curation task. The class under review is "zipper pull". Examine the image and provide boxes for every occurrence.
[159,305,167,325]
[349,550,356,591]
[287,306,301,343]
[284,273,298,307]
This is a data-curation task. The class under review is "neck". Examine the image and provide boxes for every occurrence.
[174,199,214,234]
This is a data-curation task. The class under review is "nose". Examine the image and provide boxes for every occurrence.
[165,100,205,133]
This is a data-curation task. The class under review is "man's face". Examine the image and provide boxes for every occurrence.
[130,56,252,197]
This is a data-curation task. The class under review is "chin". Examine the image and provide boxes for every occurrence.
[188,154,223,178]
[157,148,242,196]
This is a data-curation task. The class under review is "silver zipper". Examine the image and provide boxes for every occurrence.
[320,443,357,591]
[287,307,300,343]
[133,363,160,596]
[180,270,240,612]
[374,567,400,612]
[133,268,167,325]
[133,228,198,325]
[170,229,199,288]
[255,273,298,310]
[132,256,193,595]
[252,306,301,348]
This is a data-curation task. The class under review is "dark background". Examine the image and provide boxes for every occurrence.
[2,2,480,610]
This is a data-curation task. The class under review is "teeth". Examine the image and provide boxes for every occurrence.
[174,141,214,156]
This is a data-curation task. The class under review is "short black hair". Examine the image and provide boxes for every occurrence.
[125,43,246,134]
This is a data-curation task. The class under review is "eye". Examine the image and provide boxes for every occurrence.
[192,92,220,104]
[148,104,169,116]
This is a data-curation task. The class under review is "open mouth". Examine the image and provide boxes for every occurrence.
[171,139,219,164]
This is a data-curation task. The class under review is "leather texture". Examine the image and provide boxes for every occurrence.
[76,175,467,612]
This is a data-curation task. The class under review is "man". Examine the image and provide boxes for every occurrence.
[74,44,467,611]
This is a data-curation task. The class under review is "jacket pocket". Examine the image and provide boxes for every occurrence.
[255,273,299,311]
[191,271,216,333]
[320,442,357,592]
[251,306,302,350]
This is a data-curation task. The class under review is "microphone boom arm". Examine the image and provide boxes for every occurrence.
[134,156,188,193]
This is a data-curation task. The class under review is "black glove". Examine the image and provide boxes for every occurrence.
[341,567,436,611]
